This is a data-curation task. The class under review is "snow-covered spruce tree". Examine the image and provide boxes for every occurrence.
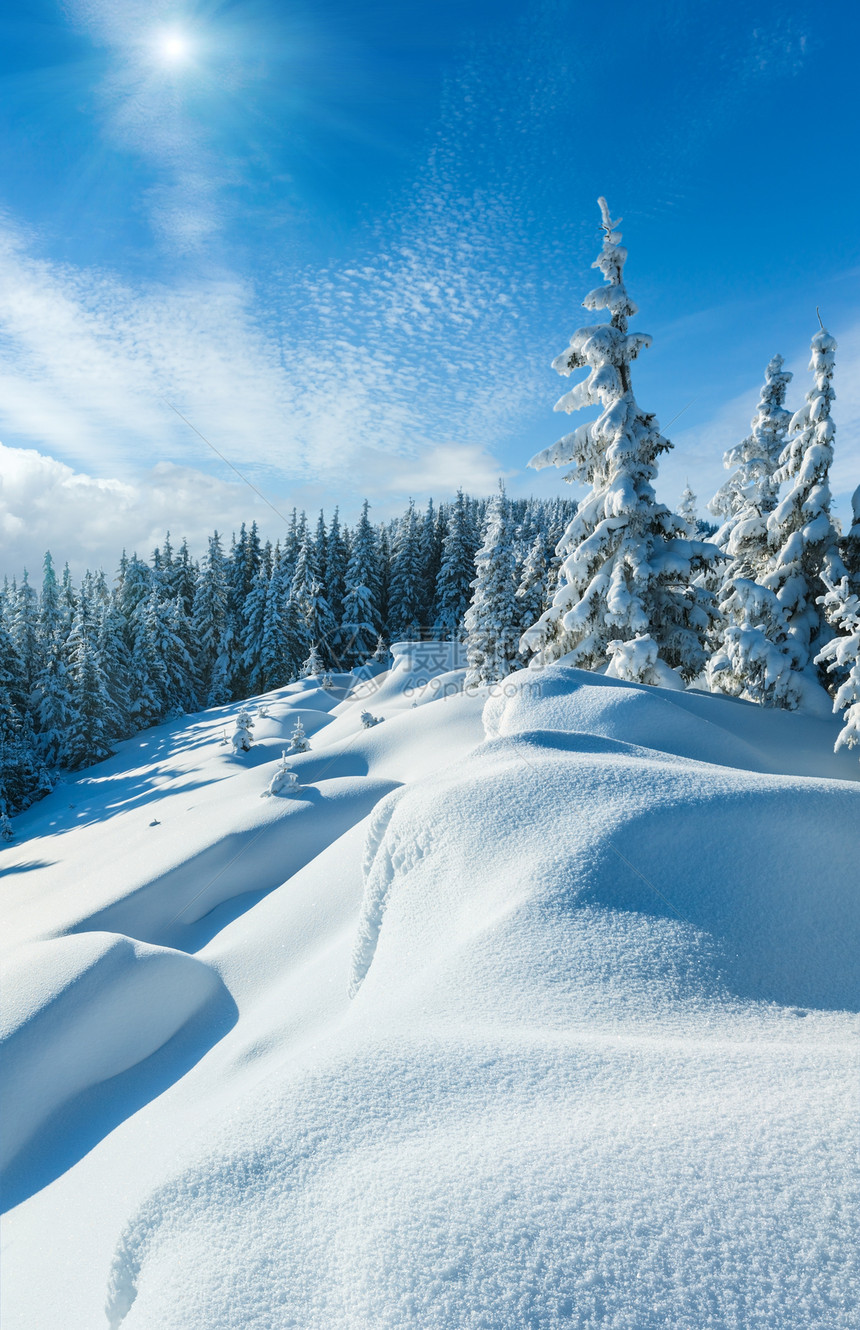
[289,717,310,752]
[231,708,255,754]
[66,626,114,769]
[339,501,380,668]
[372,634,390,666]
[815,576,860,757]
[12,571,41,698]
[710,355,793,579]
[521,198,717,681]
[33,633,76,766]
[262,751,299,797]
[303,582,337,668]
[465,491,522,686]
[33,553,75,765]
[678,482,699,537]
[259,573,291,690]
[705,355,803,705]
[763,326,845,680]
[515,533,548,635]
[706,579,802,708]
[433,490,477,639]
[324,509,348,625]
[241,568,270,696]
[191,533,232,706]
[300,643,324,678]
[387,501,424,641]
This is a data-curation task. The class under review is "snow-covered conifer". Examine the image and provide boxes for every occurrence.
[816,576,860,757]
[289,717,310,752]
[522,198,717,681]
[372,634,390,666]
[605,635,684,689]
[303,583,337,667]
[360,710,381,728]
[262,751,299,797]
[433,491,477,639]
[12,571,41,695]
[324,510,348,624]
[66,625,114,769]
[241,568,269,695]
[339,501,380,667]
[764,327,845,677]
[387,502,424,640]
[515,534,548,633]
[465,492,522,686]
[231,708,255,753]
[707,579,801,708]
[300,644,324,678]
[678,482,699,537]
[711,356,793,581]
[191,533,232,706]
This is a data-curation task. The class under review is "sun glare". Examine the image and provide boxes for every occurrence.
[157,31,191,65]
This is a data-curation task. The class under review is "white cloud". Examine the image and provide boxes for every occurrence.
[0,437,518,579]
[0,444,279,578]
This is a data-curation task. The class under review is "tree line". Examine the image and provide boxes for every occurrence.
[0,492,576,827]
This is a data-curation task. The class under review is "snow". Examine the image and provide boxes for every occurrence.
[2,645,858,1329]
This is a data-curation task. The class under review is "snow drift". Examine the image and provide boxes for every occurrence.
[1,659,858,1329]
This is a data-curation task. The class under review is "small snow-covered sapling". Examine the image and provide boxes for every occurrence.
[262,751,300,797]
[231,709,255,753]
[290,717,310,752]
[300,644,324,678]
[321,672,334,689]
[1,812,13,842]
[360,711,381,729]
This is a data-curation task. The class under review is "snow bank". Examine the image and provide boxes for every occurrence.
[485,662,860,780]
[0,932,224,1176]
[3,660,858,1330]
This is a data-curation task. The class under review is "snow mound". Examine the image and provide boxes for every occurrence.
[3,662,858,1330]
[96,667,859,1330]
[485,663,860,780]
[0,932,224,1176]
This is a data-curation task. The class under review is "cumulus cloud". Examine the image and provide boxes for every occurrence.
[0,436,517,578]
[0,444,280,577]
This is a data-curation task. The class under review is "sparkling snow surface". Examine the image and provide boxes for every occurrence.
[1,650,858,1329]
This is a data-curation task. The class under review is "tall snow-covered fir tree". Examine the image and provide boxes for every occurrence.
[191,532,232,706]
[387,501,424,641]
[324,509,348,625]
[66,621,114,770]
[764,326,845,679]
[710,355,793,580]
[515,533,548,635]
[521,198,717,681]
[464,491,522,686]
[706,355,801,707]
[339,500,380,667]
[433,491,477,639]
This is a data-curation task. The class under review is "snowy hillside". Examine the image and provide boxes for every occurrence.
[1,646,858,1329]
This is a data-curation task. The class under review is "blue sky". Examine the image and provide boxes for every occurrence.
[1,0,858,573]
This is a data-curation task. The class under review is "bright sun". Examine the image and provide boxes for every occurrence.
[157,32,190,64]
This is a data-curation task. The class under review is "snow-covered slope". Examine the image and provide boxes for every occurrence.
[1,653,858,1329]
